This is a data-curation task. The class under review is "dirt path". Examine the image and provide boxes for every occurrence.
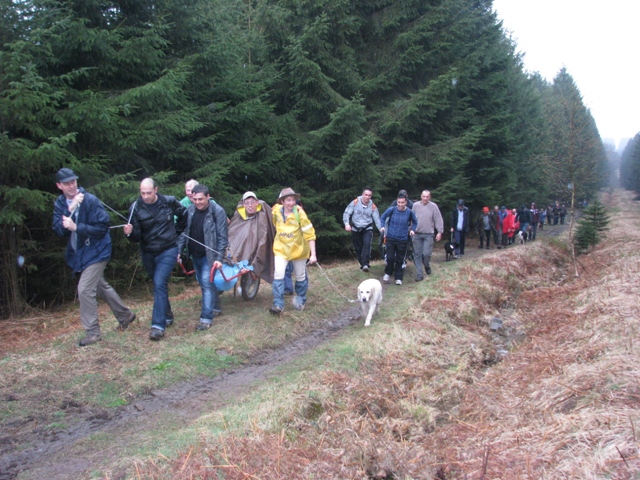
[0,219,571,480]
[1,305,362,480]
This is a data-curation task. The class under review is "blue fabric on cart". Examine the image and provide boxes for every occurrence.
[214,260,254,291]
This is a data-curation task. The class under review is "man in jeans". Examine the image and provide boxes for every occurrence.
[178,184,228,331]
[411,190,443,281]
[450,199,470,257]
[343,187,382,272]
[124,178,187,341]
[53,168,136,346]
[379,194,417,285]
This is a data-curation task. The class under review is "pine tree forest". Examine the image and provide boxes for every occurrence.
[0,0,610,316]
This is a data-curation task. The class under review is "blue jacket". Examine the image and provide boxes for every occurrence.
[53,188,112,273]
[177,201,229,266]
[380,206,417,241]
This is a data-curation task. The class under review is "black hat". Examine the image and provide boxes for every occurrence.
[457,199,464,205]
[56,168,78,183]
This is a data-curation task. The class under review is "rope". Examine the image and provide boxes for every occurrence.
[314,262,358,303]
[100,201,129,222]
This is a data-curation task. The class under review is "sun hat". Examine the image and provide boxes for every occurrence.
[242,191,257,202]
[56,168,78,183]
[276,187,301,204]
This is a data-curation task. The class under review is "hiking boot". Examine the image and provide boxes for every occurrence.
[361,265,370,272]
[382,274,390,283]
[284,291,294,296]
[426,266,432,275]
[269,305,283,315]
[195,322,211,331]
[395,279,403,285]
[79,335,101,347]
[415,276,424,282]
[118,313,136,331]
[149,328,164,341]
[165,318,174,328]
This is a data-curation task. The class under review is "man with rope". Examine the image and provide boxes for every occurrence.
[177,184,228,331]
[53,168,136,346]
[124,178,188,341]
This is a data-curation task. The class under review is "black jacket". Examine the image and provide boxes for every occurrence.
[516,208,532,225]
[177,201,229,265]
[451,206,470,232]
[127,194,188,253]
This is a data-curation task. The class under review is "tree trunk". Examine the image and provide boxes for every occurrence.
[1,224,27,317]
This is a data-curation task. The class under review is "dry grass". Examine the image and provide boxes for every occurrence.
[133,190,640,479]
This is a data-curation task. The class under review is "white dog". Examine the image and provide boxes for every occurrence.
[516,230,525,245]
[357,279,383,327]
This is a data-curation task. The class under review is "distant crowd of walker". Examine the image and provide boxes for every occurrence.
[53,168,569,346]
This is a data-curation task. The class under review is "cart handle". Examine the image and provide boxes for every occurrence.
[209,264,252,284]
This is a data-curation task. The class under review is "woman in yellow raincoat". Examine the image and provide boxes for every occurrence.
[269,188,316,314]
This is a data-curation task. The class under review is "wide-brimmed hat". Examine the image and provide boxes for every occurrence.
[276,187,301,204]
[56,168,78,183]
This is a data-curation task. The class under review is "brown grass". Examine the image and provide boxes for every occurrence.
[133,190,640,479]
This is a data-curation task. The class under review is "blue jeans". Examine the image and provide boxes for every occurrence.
[192,255,221,323]
[284,261,294,294]
[274,257,308,309]
[141,246,178,331]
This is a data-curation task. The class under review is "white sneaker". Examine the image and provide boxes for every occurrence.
[395,279,402,285]
[382,274,390,283]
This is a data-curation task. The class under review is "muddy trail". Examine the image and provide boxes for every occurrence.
[1,305,363,480]
[0,220,571,480]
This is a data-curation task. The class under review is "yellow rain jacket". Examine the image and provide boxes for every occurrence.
[272,204,316,261]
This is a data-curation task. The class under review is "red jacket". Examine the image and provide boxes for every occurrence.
[502,211,515,235]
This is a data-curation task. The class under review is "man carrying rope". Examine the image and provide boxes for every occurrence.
[177,184,228,331]
[53,168,136,346]
[124,178,187,341]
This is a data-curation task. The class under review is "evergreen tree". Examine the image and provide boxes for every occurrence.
[620,134,640,192]
[542,68,607,238]
[574,200,609,253]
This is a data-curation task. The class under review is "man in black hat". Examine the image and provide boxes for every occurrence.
[450,199,470,257]
[53,168,136,346]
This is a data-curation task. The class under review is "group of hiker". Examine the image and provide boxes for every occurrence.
[53,169,314,345]
[343,189,569,285]
[53,168,565,347]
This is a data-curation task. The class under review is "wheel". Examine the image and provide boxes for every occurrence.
[241,272,260,300]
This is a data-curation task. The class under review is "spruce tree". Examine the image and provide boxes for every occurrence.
[574,200,609,253]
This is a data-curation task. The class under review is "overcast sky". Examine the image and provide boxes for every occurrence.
[492,0,639,150]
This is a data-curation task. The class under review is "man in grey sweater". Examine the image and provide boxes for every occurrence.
[343,187,382,272]
[412,190,444,281]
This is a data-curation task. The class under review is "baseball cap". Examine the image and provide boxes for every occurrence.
[56,168,78,183]
[242,191,257,202]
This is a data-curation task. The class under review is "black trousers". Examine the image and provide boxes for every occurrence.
[352,229,373,268]
[384,237,408,281]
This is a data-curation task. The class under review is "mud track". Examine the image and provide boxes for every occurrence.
[0,306,362,480]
